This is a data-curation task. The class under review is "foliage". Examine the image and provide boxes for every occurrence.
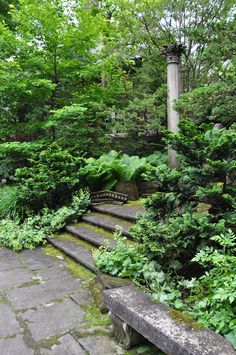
[95,121,236,346]
[0,189,90,251]
[94,229,148,278]
[0,141,43,180]
[184,229,236,340]
[14,144,85,214]
[0,185,20,219]
[175,83,236,127]
[82,150,147,191]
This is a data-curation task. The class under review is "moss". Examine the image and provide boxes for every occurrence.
[75,222,115,240]
[38,334,61,349]
[43,244,65,258]
[67,261,94,282]
[72,327,111,339]
[3,334,17,340]
[126,199,145,208]
[55,232,95,251]
[81,304,111,327]
[42,244,94,283]
[16,279,41,288]
[170,309,205,329]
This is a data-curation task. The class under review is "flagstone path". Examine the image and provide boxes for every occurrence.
[0,246,128,355]
[0,246,157,355]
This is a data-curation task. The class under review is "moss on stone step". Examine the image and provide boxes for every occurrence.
[54,232,95,251]
[42,244,94,283]
[74,222,115,240]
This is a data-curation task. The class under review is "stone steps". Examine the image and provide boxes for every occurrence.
[82,213,133,238]
[47,202,142,274]
[65,224,116,249]
[91,203,144,222]
[47,237,96,272]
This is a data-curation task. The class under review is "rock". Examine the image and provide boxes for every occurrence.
[0,335,34,355]
[41,334,85,355]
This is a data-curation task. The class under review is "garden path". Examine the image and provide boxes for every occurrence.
[0,246,125,354]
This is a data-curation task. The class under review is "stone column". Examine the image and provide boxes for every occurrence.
[164,44,184,168]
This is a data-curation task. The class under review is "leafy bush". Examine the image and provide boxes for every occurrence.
[175,83,236,127]
[0,190,90,251]
[0,141,43,180]
[83,150,147,191]
[14,143,85,214]
[94,230,148,278]
[188,229,236,336]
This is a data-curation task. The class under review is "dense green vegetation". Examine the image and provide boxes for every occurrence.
[95,120,236,345]
[0,189,90,250]
[0,0,236,349]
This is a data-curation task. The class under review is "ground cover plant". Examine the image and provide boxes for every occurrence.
[0,189,90,251]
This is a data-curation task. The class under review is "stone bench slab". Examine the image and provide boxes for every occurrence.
[104,286,235,355]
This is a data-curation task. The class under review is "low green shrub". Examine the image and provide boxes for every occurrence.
[14,143,85,214]
[0,189,90,251]
[0,141,43,180]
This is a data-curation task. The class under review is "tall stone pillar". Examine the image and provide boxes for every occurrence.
[164,44,184,168]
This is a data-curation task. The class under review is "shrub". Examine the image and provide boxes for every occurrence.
[14,143,85,214]
[83,150,147,191]
[94,230,148,278]
[0,141,43,180]
[175,82,236,127]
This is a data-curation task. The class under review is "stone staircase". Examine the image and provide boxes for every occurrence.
[47,202,144,273]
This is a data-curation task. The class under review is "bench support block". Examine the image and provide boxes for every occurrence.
[109,311,144,349]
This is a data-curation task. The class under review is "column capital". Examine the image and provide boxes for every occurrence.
[163,43,185,64]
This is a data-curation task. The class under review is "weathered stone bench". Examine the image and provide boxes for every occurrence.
[104,286,236,354]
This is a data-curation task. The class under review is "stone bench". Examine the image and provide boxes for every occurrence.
[104,286,236,355]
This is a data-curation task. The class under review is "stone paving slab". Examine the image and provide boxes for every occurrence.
[0,246,139,355]
[0,248,17,258]
[47,237,96,272]
[41,334,86,355]
[37,264,71,281]
[0,334,34,355]
[79,334,124,355]
[20,299,84,341]
[19,248,61,270]
[66,224,116,248]
[70,288,91,306]
[0,268,33,289]
[7,275,81,310]
[0,256,22,272]
[0,304,21,337]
